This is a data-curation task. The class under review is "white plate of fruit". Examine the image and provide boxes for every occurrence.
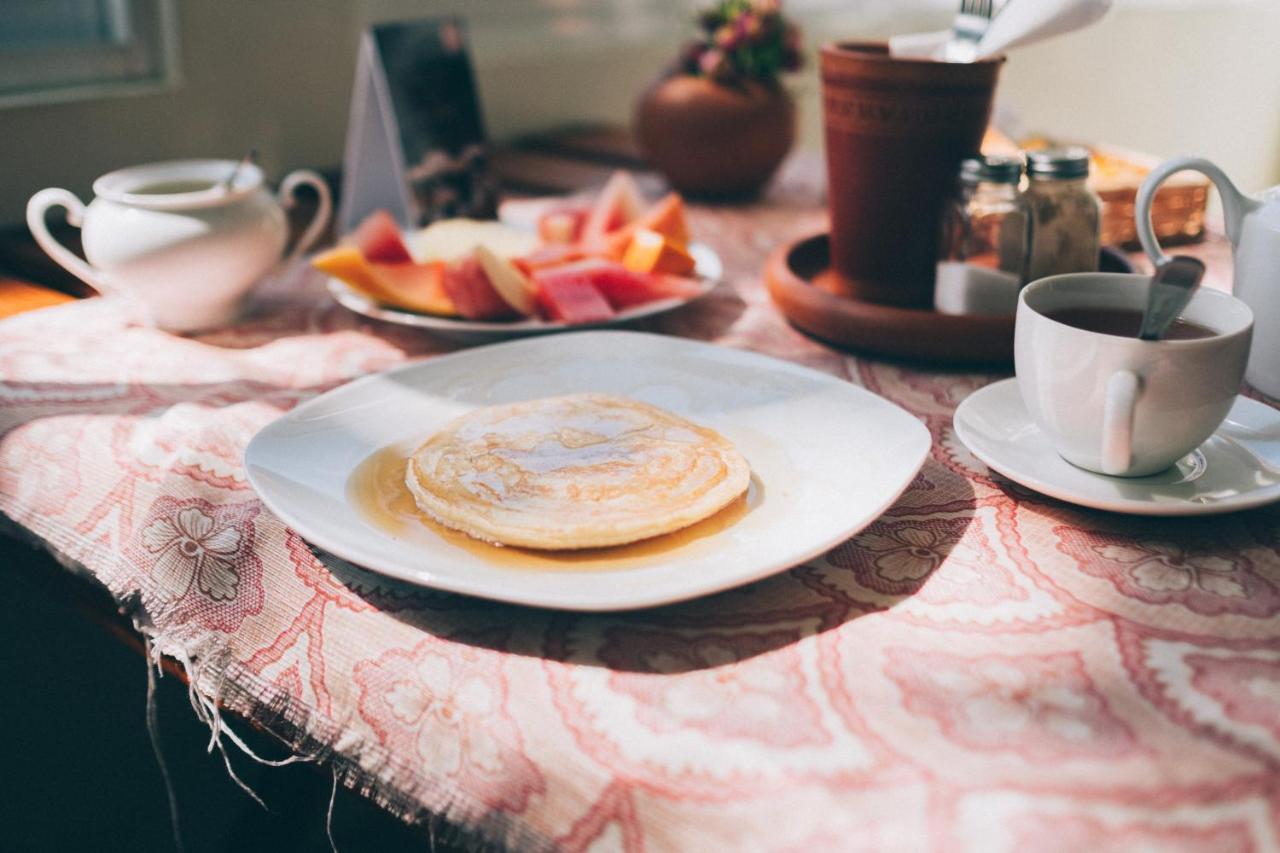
[312,173,721,342]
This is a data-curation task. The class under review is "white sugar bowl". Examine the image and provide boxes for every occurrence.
[27,159,330,332]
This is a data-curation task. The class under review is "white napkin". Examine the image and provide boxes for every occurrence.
[888,0,1113,61]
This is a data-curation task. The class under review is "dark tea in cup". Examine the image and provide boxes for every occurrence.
[1044,306,1216,340]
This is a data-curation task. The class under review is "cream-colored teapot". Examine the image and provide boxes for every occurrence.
[27,159,330,332]
[1137,157,1280,399]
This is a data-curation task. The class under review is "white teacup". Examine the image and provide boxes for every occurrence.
[1015,273,1253,477]
[27,159,331,332]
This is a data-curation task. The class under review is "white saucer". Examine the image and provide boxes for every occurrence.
[953,378,1280,516]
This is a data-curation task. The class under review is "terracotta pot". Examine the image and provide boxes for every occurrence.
[635,75,795,199]
[821,42,1002,308]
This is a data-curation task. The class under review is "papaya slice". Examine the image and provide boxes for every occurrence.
[622,228,696,276]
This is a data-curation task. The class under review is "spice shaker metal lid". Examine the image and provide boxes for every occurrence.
[1026,147,1091,180]
[959,154,1024,185]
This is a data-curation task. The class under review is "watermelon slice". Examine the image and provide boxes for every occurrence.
[531,265,616,324]
[442,256,518,320]
[536,259,702,311]
[579,171,643,251]
[348,210,413,263]
[538,205,590,244]
[515,244,586,275]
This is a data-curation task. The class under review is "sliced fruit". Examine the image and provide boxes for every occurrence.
[442,256,518,320]
[312,246,396,303]
[622,228,697,276]
[313,246,458,316]
[476,245,537,317]
[405,219,541,264]
[560,261,701,311]
[538,206,589,244]
[639,193,690,246]
[515,244,586,275]
[348,210,413,263]
[579,171,644,250]
[600,192,692,260]
[533,259,702,314]
[368,260,455,316]
[531,264,616,323]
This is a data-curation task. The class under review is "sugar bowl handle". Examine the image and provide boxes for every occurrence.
[1136,156,1260,265]
[277,170,332,265]
[26,188,113,295]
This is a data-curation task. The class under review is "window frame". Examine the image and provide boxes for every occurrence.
[0,0,181,110]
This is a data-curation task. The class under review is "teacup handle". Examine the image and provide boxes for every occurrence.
[277,170,332,265]
[1101,370,1140,476]
[1135,156,1260,266]
[26,188,114,295]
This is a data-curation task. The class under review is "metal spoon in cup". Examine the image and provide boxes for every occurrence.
[1138,255,1206,341]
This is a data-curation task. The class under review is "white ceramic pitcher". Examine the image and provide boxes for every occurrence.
[27,159,331,332]
[1137,157,1280,399]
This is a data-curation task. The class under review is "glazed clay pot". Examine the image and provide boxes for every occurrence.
[635,74,795,199]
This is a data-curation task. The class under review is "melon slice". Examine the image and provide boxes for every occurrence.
[312,246,396,303]
[348,210,413,263]
[579,171,644,251]
[622,228,696,276]
[313,247,457,316]
[406,219,540,264]
[637,193,690,246]
[476,245,537,317]
[368,260,455,316]
[602,193,691,260]
[442,256,518,320]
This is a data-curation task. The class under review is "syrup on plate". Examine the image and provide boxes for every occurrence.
[345,444,760,572]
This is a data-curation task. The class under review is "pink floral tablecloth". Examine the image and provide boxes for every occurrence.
[3,164,1279,851]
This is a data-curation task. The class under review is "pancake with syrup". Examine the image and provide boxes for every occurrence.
[405,394,750,549]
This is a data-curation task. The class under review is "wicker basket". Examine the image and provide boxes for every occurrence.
[1090,145,1209,248]
[1014,139,1210,249]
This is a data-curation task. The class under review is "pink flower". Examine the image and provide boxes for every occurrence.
[699,47,727,77]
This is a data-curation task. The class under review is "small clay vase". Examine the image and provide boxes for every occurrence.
[635,74,795,199]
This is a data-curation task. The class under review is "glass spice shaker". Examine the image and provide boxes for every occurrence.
[1024,147,1101,282]
[940,154,1029,278]
[936,154,1030,315]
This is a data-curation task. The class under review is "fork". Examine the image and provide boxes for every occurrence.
[943,0,995,62]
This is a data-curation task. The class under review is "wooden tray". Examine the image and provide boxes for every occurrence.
[765,232,1132,366]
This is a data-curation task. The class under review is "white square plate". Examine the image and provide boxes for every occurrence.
[244,332,930,610]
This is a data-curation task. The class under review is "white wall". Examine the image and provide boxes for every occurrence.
[2,0,1277,225]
